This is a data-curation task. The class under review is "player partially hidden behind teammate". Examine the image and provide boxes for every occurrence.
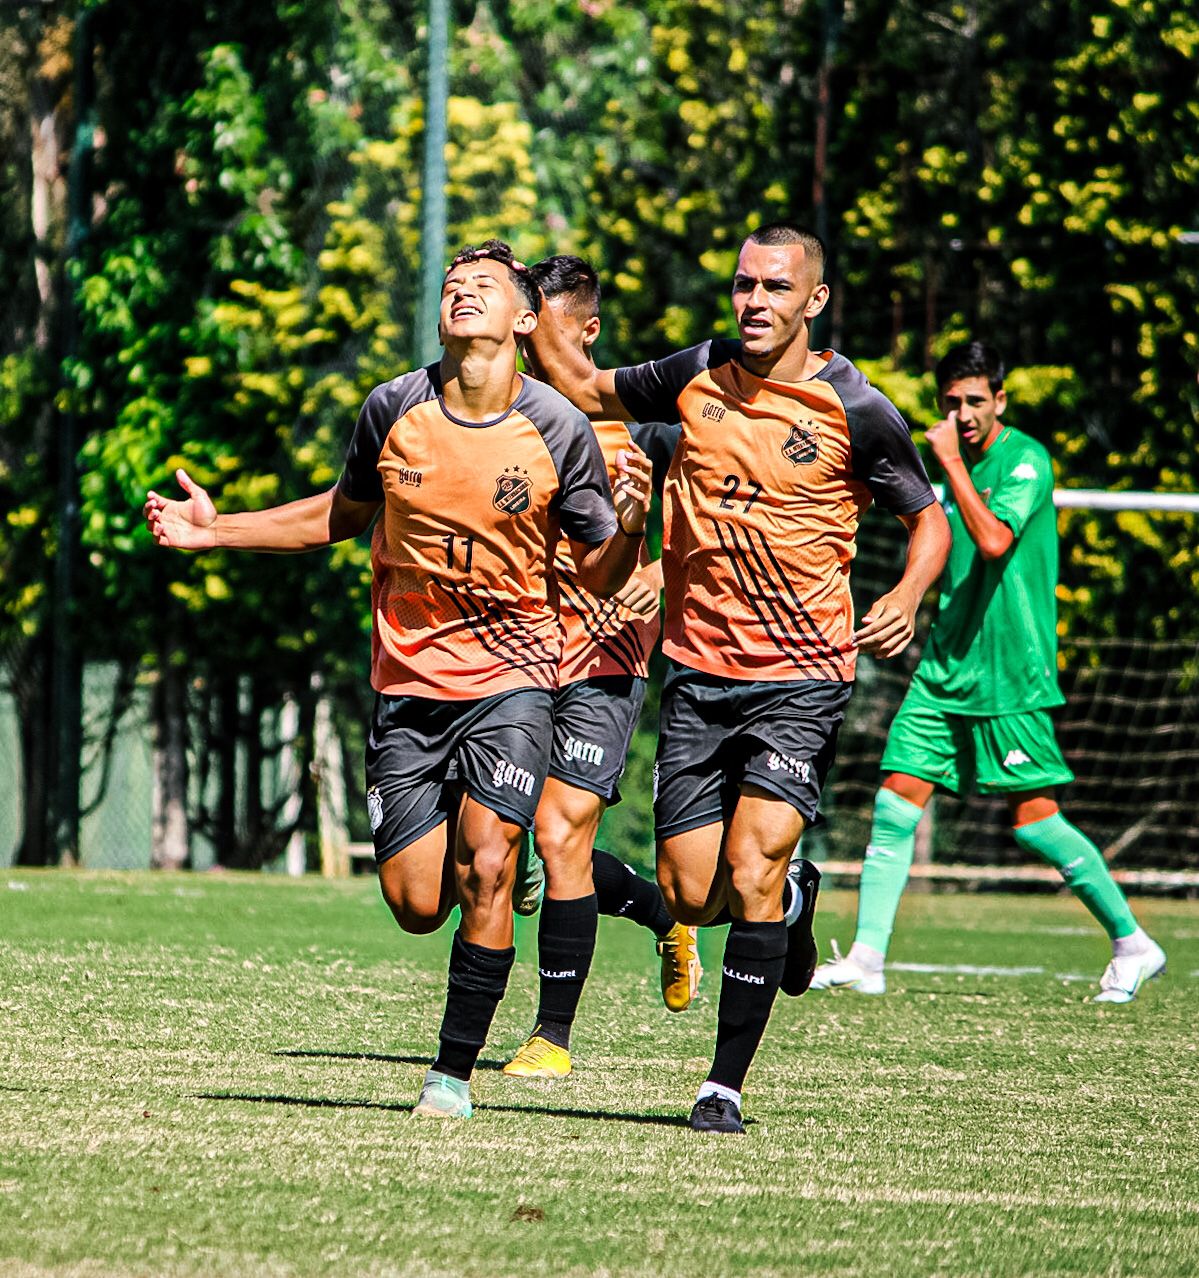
[503,255,699,1082]
[811,341,1167,1002]
[143,239,652,1118]
[527,223,951,1132]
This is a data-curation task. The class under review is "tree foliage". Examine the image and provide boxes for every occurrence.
[1,0,1195,867]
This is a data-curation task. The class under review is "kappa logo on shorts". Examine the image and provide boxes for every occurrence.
[366,786,384,834]
[563,735,605,767]
[652,761,660,802]
[766,751,811,782]
[492,757,536,797]
[782,423,819,466]
[493,466,533,515]
[1003,749,1031,768]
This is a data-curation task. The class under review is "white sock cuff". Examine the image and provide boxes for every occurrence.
[847,942,885,971]
[696,1081,742,1108]
[1112,926,1150,957]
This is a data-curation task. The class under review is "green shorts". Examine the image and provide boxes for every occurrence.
[880,686,1074,796]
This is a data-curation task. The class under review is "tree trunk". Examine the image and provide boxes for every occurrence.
[12,21,71,866]
[213,672,239,863]
[13,633,54,866]
[227,678,268,869]
[150,644,190,870]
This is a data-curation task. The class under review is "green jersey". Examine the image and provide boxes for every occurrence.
[912,424,1064,715]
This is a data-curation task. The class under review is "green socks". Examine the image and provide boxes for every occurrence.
[1012,812,1137,940]
[853,788,924,955]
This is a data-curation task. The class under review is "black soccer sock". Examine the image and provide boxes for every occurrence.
[708,919,788,1093]
[591,848,674,937]
[432,930,516,1082]
[533,894,598,1049]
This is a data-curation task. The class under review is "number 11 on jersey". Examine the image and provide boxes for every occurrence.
[441,533,475,572]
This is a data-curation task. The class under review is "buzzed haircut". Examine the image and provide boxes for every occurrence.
[529,255,601,320]
[447,238,541,313]
[935,341,1005,393]
[745,223,826,282]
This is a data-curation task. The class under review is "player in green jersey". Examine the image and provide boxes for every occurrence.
[811,341,1166,1003]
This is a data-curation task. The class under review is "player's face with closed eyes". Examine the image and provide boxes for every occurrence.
[440,259,536,348]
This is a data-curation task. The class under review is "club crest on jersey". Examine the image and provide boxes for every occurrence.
[783,423,819,466]
[493,466,532,515]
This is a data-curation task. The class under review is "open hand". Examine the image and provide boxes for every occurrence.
[143,468,218,550]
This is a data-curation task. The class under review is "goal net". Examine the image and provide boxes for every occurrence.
[809,490,1199,878]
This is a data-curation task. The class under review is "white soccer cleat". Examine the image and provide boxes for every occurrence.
[1093,939,1166,1004]
[808,939,886,995]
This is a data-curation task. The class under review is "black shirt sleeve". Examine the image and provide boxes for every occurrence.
[628,421,682,496]
[830,363,936,515]
[554,416,619,544]
[614,342,714,424]
[338,371,437,502]
[337,383,399,502]
[521,379,618,545]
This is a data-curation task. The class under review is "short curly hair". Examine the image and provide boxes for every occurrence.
[446,239,540,313]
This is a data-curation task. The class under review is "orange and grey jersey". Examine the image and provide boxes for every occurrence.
[339,367,617,699]
[554,420,680,685]
[615,342,935,683]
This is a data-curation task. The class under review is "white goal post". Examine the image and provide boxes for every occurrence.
[815,485,1199,893]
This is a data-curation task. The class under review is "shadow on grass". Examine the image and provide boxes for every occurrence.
[194,1091,692,1127]
[274,1048,507,1073]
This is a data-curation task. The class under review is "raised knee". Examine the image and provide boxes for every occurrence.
[393,907,444,936]
[381,892,446,935]
[656,877,704,927]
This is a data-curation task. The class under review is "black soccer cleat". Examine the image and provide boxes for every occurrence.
[689,1094,746,1134]
[780,857,822,997]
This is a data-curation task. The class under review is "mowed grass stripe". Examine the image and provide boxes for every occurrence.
[1,870,1197,1277]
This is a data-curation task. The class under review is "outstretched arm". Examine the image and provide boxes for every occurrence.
[143,468,380,552]
[525,301,631,421]
[854,501,951,658]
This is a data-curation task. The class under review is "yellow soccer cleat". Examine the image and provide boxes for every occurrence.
[657,922,702,1012]
[502,1033,572,1079]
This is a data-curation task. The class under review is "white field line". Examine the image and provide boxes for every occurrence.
[885,961,1187,983]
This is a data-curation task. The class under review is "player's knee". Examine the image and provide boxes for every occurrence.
[532,816,572,866]
[657,871,707,925]
[460,835,517,902]
[726,858,777,913]
[379,880,446,935]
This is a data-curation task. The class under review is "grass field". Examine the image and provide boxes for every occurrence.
[1,870,1196,1277]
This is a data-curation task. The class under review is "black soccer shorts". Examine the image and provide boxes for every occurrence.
[547,675,647,803]
[653,660,854,840]
[364,687,554,864]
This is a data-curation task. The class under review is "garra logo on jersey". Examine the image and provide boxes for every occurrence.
[493,465,532,515]
[782,423,819,466]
